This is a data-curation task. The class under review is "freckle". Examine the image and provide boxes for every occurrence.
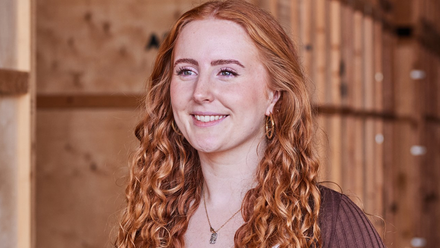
[102,21,111,34]
[90,162,98,171]
[84,12,92,22]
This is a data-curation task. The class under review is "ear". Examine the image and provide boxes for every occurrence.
[266,90,280,116]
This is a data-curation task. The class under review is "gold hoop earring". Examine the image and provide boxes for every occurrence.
[265,114,275,139]
[171,121,182,135]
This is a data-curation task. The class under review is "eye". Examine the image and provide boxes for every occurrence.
[218,68,238,77]
[176,67,196,76]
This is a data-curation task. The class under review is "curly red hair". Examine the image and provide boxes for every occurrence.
[116,1,321,247]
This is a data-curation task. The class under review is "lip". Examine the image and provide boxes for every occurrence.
[191,112,229,127]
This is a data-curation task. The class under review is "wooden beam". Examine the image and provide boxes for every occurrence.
[36,94,143,109]
[0,69,29,95]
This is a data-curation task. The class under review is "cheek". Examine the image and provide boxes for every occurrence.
[170,80,183,110]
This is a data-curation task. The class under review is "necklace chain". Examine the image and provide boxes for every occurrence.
[202,191,241,244]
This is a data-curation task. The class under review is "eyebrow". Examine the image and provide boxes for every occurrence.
[174,58,198,67]
[173,58,245,68]
[211,59,245,68]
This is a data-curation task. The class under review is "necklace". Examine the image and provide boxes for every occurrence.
[202,192,242,244]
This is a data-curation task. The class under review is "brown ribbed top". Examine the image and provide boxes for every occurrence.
[319,186,386,248]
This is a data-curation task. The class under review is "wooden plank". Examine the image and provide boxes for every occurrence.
[373,119,385,238]
[340,3,354,107]
[327,115,342,186]
[315,104,417,125]
[437,56,440,119]
[374,20,384,112]
[382,120,396,246]
[313,0,328,104]
[420,122,440,247]
[329,0,342,105]
[339,115,365,206]
[364,118,375,213]
[289,0,300,41]
[352,118,365,205]
[392,121,416,248]
[352,10,364,110]
[36,94,142,109]
[299,0,313,82]
[340,116,349,189]
[0,97,20,248]
[315,115,329,183]
[363,15,375,111]
[381,31,395,113]
[394,39,415,117]
[0,69,29,95]
[276,0,293,38]
[270,0,278,18]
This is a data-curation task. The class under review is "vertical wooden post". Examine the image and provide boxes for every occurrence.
[0,0,33,247]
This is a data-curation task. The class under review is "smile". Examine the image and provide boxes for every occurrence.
[193,115,227,122]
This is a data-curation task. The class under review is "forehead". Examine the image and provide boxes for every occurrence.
[174,18,260,61]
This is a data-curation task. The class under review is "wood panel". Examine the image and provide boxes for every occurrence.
[36,0,201,95]
[36,110,138,248]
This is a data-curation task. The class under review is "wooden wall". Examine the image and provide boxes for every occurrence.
[35,0,204,247]
[33,0,440,248]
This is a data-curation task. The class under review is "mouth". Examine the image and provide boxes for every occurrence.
[193,114,228,123]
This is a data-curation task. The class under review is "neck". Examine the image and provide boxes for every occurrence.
[199,142,266,207]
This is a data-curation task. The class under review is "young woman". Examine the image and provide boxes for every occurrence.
[116,1,385,247]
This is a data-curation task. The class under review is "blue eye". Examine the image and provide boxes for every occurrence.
[176,68,195,76]
[219,68,238,77]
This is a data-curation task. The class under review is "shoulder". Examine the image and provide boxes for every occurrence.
[318,186,385,248]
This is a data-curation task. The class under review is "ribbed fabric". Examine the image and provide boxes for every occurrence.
[319,186,385,248]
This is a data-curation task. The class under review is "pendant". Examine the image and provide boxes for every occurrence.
[210,232,218,244]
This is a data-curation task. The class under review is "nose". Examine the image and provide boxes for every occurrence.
[192,74,214,103]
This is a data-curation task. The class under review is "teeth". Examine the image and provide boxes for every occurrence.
[194,115,226,123]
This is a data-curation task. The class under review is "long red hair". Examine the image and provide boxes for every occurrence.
[116,1,321,247]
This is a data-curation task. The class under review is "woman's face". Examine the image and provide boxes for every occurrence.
[170,18,278,155]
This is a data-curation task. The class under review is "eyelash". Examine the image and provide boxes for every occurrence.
[218,68,238,77]
[176,67,195,76]
[175,67,239,77]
